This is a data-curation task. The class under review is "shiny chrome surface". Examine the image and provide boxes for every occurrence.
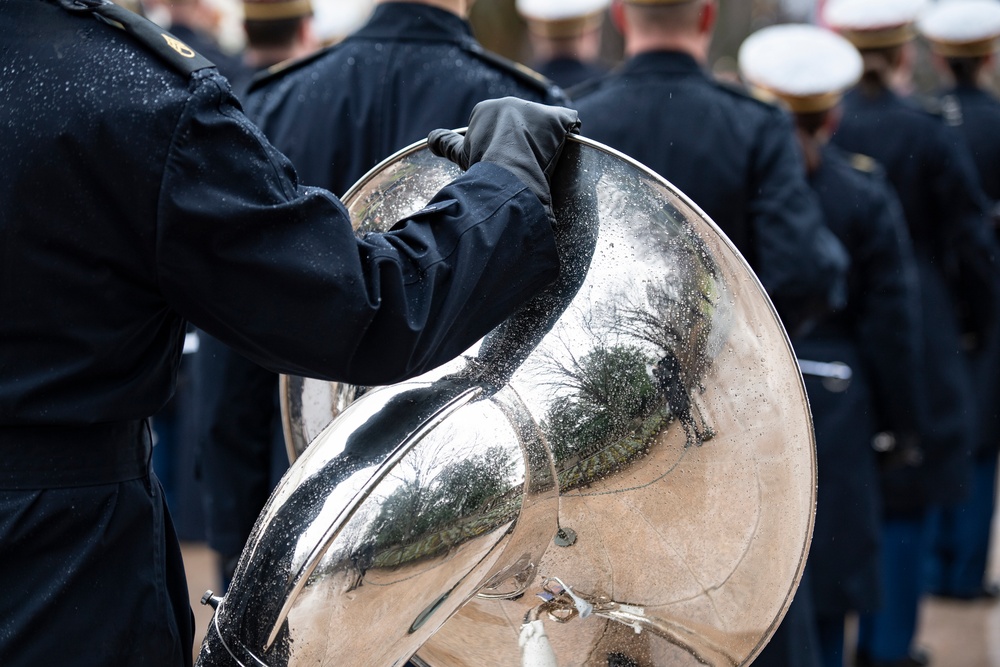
[202,136,816,667]
[202,377,560,667]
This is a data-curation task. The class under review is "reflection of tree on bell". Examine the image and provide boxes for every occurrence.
[363,443,519,567]
[542,345,657,464]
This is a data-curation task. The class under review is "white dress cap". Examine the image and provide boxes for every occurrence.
[516,0,611,38]
[312,0,373,44]
[739,24,863,112]
[824,0,928,47]
[515,0,611,22]
[917,0,1000,56]
[737,24,864,111]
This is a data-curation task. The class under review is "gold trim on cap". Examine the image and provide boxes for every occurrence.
[776,90,844,114]
[524,11,605,39]
[838,24,915,50]
[243,0,312,21]
[928,37,999,58]
[748,84,843,114]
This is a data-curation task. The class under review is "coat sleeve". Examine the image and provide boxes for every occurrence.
[855,177,924,437]
[155,72,560,386]
[748,111,850,330]
[933,124,1000,346]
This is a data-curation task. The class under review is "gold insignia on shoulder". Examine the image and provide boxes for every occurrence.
[513,62,547,83]
[850,153,877,173]
[162,34,196,59]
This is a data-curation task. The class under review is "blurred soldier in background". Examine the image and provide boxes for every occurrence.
[739,23,922,667]
[195,0,569,591]
[917,0,1000,604]
[824,0,1000,665]
[516,0,611,89]
[572,0,849,344]
[193,327,290,591]
[247,0,567,195]
[572,5,850,661]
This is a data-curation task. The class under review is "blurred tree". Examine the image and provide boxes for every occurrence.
[470,0,530,64]
[709,0,754,66]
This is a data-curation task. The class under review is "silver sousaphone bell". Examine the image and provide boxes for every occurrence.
[197,135,816,667]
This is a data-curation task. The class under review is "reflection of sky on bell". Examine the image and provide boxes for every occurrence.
[358,403,523,517]
[291,465,379,570]
[348,151,463,235]
[265,385,420,523]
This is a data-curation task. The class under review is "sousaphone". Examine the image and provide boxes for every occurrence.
[197,135,816,667]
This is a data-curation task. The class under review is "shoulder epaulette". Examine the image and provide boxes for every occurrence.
[940,93,964,127]
[713,75,782,109]
[61,0,215,76]
[247,41,341,94]
[849,153,878,173]
[463,41,565,100]
[911,94,944,117]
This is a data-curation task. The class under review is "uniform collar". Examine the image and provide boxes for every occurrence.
[950,82,986,96]
[617,50,706,79]
[352,3,474,43]
[844,85,898,109]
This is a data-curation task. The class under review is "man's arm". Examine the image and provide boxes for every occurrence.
[158,81,576,385]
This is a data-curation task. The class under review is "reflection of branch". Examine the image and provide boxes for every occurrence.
[540,345,659,467]
[533,302,614,390]
[533,219,721,470]
[614,278,713,388]
[535,338,589,396]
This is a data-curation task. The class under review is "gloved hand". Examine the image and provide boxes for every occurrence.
[428,97,581,224]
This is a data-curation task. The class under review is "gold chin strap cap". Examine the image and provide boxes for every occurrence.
[823,0,928,49]
[917,0,1000,58]
[241,0,313,21]
[738,23,863,114]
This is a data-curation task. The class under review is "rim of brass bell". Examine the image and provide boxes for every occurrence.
[198,134,816,667]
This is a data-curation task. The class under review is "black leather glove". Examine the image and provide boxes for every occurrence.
[428,97,581,224]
